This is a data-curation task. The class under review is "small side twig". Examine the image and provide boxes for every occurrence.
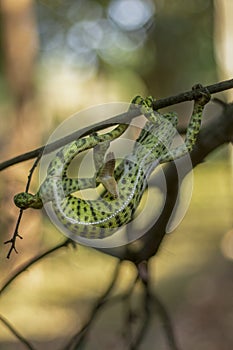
[0,314,36,350]
[4,210,24,258]
[4,152,43,258]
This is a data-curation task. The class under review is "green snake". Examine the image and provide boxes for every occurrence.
[14,85,210,239]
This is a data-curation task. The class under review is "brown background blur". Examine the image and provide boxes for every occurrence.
[0,1,232,349]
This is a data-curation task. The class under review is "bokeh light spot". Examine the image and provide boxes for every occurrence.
[108,0,155,31]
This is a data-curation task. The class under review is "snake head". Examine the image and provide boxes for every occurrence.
[14,192,43,210]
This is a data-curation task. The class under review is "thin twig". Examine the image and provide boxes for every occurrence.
[63,261,122,350]
[152,294,181,350]
[129,261,152,350]
[0,78,233,172]
[0,315,36,350]
[130,262,180,350]
[65,269,140,350]
[121,270,141,348]
[122,288,135,347]
[4,153,43,258]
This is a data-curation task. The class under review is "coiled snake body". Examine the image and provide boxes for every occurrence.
[14,87,210,239]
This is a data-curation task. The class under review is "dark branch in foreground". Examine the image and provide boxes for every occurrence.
[0,239,71,295]
[63,261,180,350]
[63,261,122,350]
[152,294,180,350]
[138,262,180,349]
[0,315,36,350]
[0,78,233,172]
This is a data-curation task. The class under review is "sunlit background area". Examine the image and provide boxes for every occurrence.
[0,0,232,349]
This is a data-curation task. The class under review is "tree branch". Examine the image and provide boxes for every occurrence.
[151,78,233,109]
[0,315,36,350]
[0,78,233,172]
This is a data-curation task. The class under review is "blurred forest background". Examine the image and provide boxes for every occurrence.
[0,0,232,349]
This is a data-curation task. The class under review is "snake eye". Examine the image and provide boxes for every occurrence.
[14,192,43,209]
[14,192,31,209]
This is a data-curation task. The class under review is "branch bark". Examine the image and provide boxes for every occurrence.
[0,78,233,172]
